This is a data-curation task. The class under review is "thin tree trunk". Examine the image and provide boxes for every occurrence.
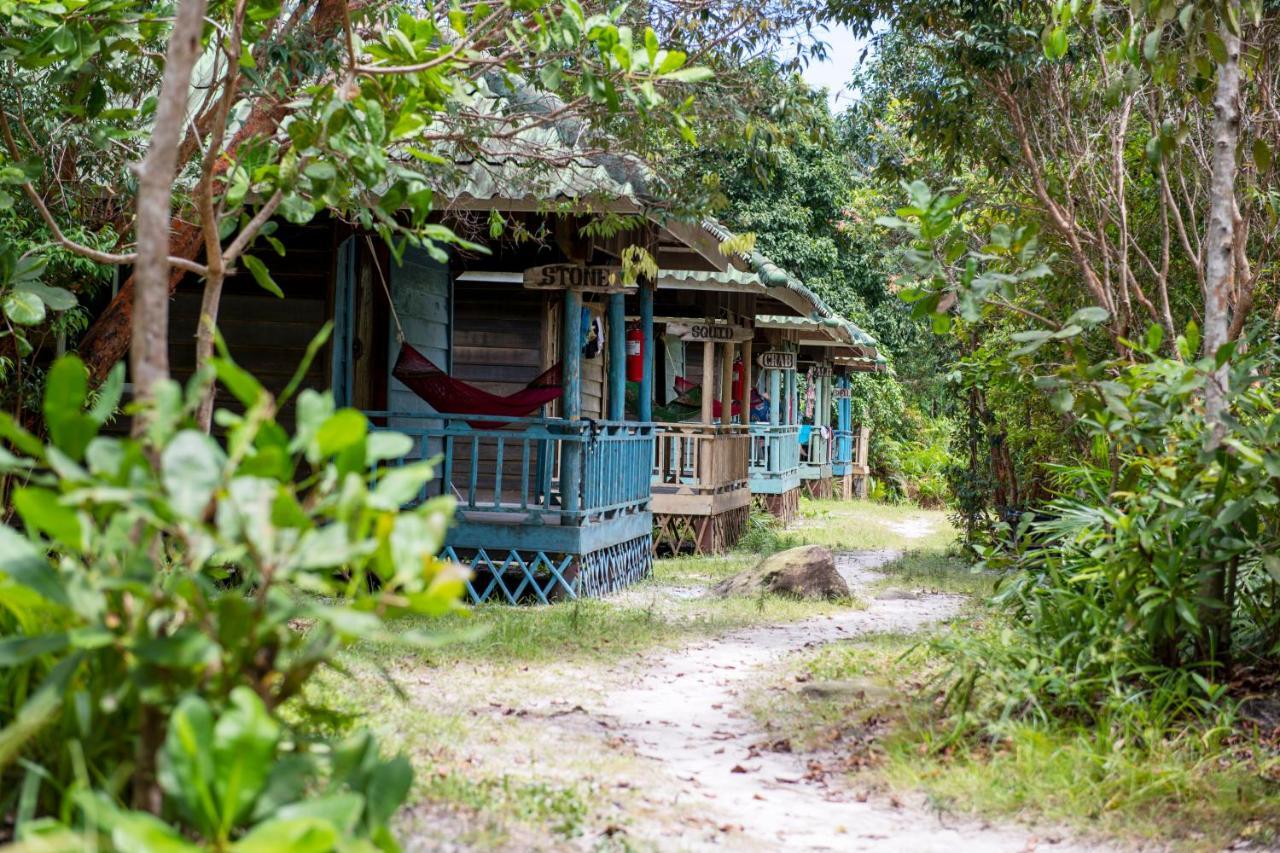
[131,0,209,436]
[194,274,225,430]
[1202,6,1242,439]
[129,0,208,812]
[1200,3,1244,671]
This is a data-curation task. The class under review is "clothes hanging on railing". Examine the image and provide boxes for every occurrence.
[392,343,563,426]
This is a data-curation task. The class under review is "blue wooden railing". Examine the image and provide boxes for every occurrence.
[363,412,654,524]
[748,423,801,479]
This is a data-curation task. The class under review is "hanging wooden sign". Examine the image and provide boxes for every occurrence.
[680,322,752,343]
[757,351,796,370]
[523,264,630,292]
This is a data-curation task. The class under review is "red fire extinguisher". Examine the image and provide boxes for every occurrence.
[732,355,744,400]
[626,326,644,382]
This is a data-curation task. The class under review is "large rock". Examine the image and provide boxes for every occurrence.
[713,545,850,600]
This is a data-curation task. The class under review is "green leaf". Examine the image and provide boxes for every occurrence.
[159,695,219,836]
[661,66,713,83]
[240,255,283,298]
[14,486,83,548]
[0,525,67,606]
[230,817,337,853]
[365,754,413,826]
[1042,26,1068,60]
[314,409,368,460]
[213,687,281,831]
[367,431,413,464]
[274,793,365,833]
[162,431,227,519]
[1253,138,1272,172]
[3,290,46,325]
[1205,31,1228,64]
[0,632,69,666]
[15,279,76,312]
[1050,388,1075,413]
[1066,306,1110,326]
[304,161,336,182]
[370,461,434,509]
[43,356,96,460]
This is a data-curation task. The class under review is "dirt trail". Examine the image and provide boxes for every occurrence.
[590,551,1092,852]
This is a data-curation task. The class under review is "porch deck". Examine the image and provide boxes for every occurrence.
[749,423,801,522]
[368,412,654,603]
[650,423,751,553]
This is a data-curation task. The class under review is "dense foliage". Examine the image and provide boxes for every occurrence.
[1,341,463,848]
[844,0,1280,725]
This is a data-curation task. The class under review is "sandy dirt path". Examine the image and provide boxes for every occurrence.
[589,551,1094,852]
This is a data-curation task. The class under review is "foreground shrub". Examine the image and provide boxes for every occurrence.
[0,348,462,849]
[947,330,1280,725]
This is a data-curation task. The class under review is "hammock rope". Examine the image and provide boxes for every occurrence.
[365,235,405,344]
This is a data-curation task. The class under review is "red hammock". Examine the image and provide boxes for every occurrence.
[392,343,563,425]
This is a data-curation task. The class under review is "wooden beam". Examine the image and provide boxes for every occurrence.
[639,283,654,422]
[608,292,625,420]
[740,341,753,425]
[700,340,715,425]
[720,341,734,425]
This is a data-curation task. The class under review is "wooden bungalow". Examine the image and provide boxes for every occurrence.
[755,316,881,502]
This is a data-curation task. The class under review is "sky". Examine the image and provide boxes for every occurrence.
[796,24,878,113]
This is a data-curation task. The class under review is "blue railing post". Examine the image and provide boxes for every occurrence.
[608,292,626,421]
[562,290,583,520]
[639,282,653,423]
[769,368,780,427]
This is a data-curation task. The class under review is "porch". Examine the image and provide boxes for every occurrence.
[650,423,751,554]
[749,422,802,524]
[368,411,654,603]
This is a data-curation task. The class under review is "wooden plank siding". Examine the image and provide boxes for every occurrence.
[447,280,552,502]
[169,221,334,430]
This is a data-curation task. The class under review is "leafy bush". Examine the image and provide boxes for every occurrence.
[938,329,1280,726]
[0,344,462,849]
[737,510,799,554]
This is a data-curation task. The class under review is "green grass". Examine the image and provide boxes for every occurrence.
[868,551,996,597]
[349,554,861,669]
[748,627,1280,850]
[791,499,956,552]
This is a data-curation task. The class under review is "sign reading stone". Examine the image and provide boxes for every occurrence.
[757,351,796,370]
[524,264,629,292]
[681,322,752,343]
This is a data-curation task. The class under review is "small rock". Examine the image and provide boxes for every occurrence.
[874,587,920,601]
[712,545,851,600]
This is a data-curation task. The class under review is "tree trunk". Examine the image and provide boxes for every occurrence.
[194,272,226,431]
[1202,7,1242,437]
[1199,3,1244,671]
[130,0,209,435]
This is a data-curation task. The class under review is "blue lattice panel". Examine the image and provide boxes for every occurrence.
[444,534,652,604]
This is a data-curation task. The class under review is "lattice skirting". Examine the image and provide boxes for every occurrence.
[753,489,800,526]
[802,477,833,500]
[444,535,652,604]
[652,505,750,556]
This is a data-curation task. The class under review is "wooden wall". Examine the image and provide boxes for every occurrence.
[388,246,450,414]
[169,221,333,429]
